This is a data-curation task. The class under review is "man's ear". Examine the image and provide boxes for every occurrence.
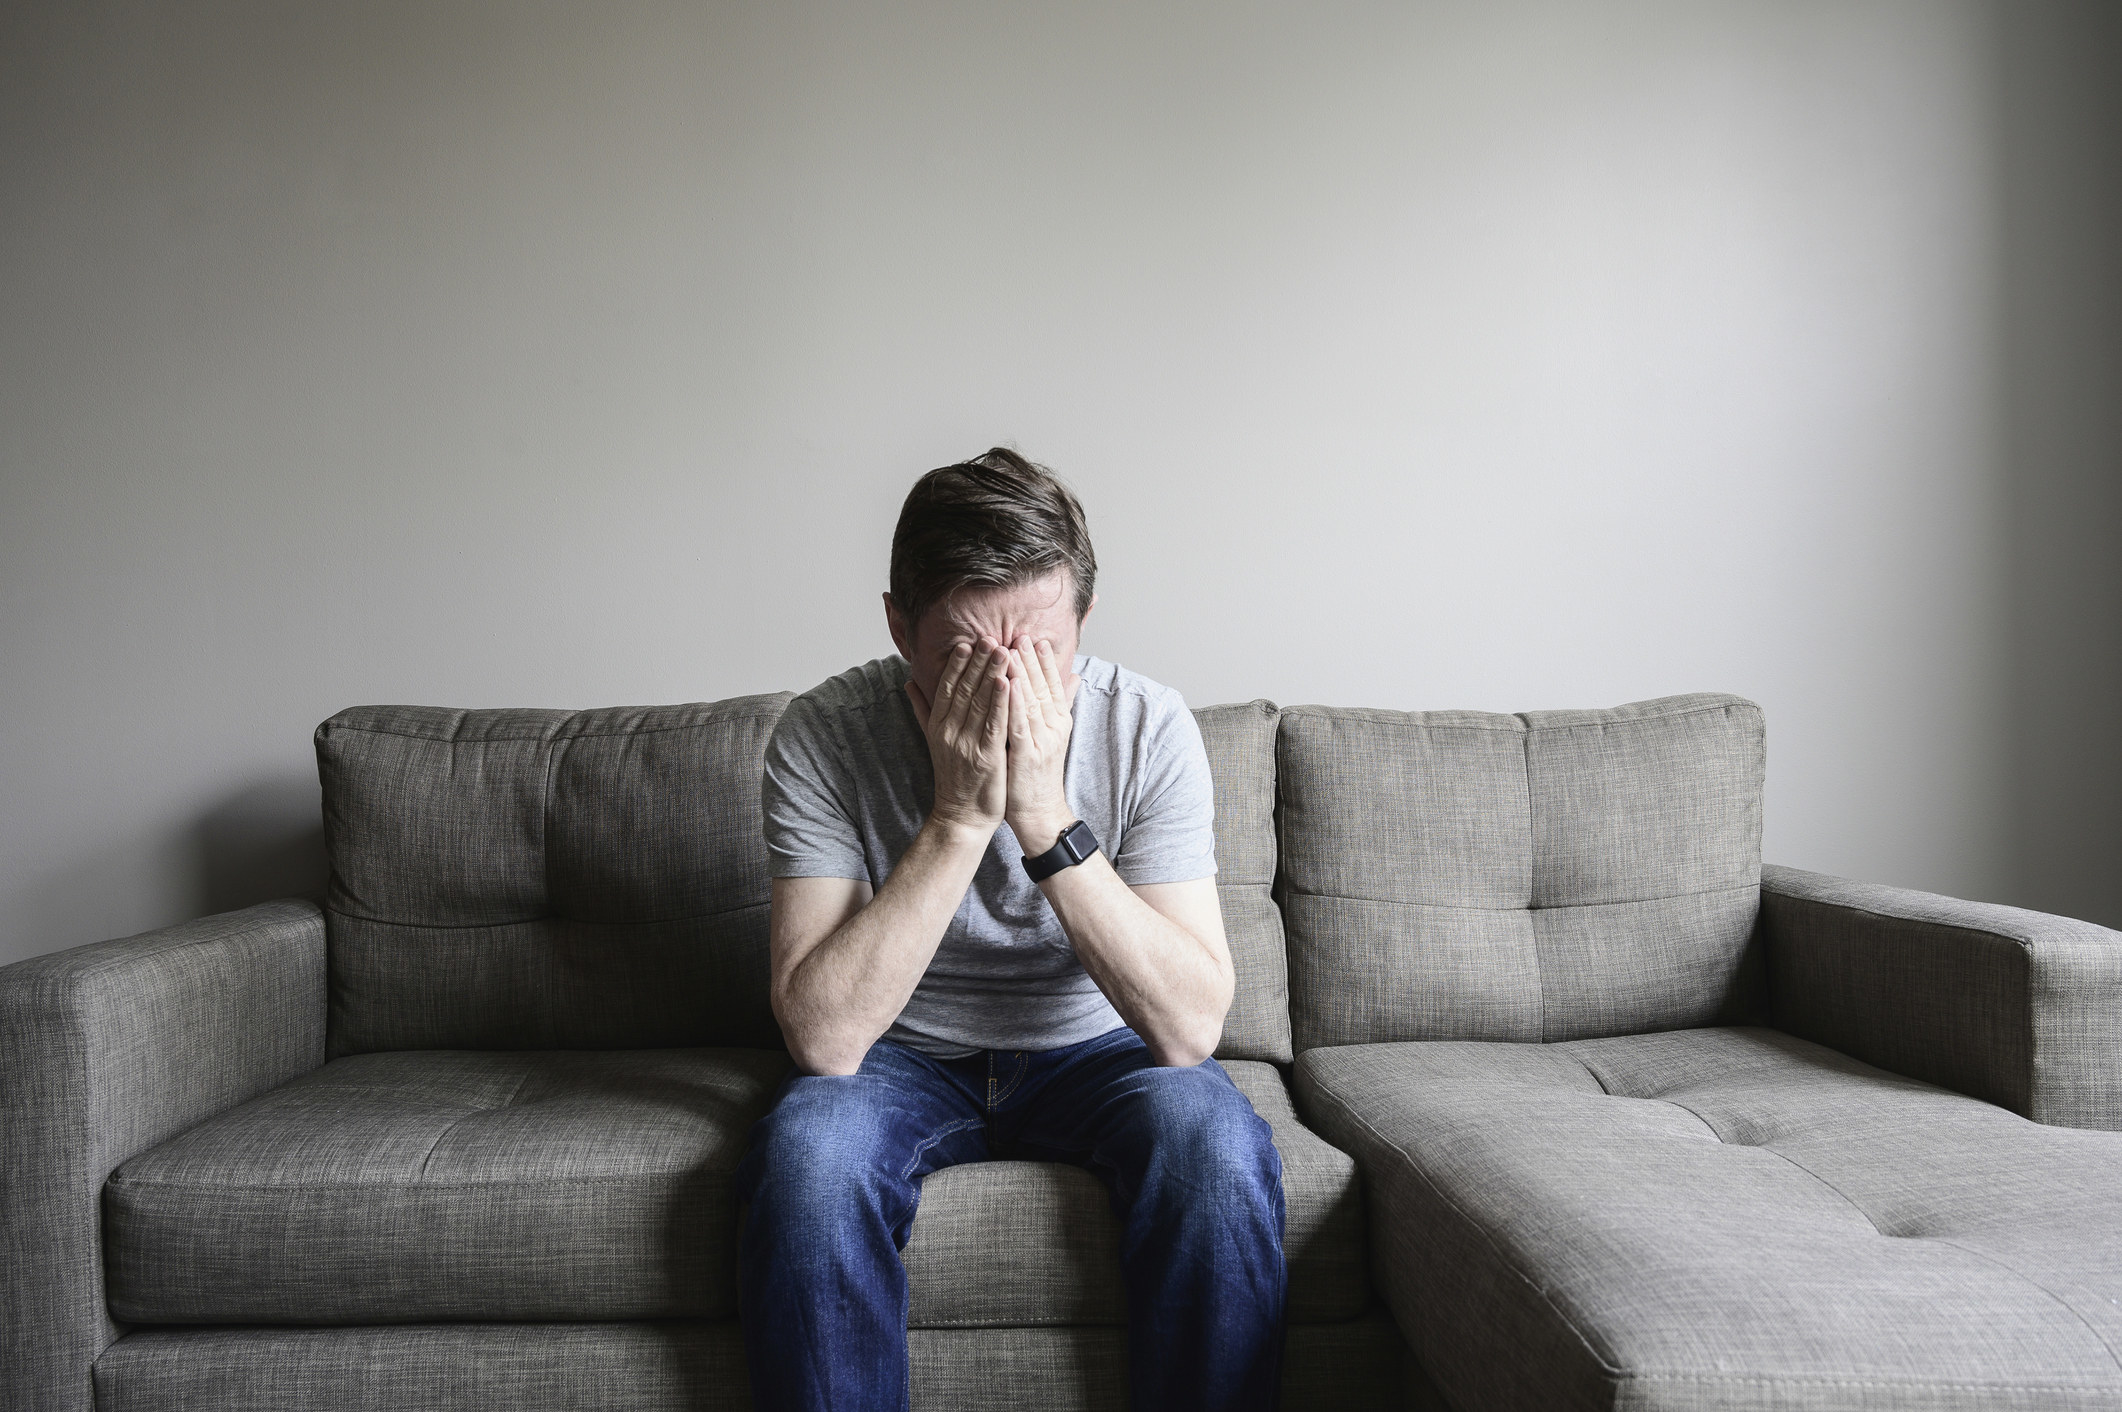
[883,592,913,660]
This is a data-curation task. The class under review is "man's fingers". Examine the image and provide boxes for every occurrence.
[985,668,1010,739]
[1006,651,1034,742]
[904,679,931,731]
[945,642,996,737]
[1064,671,1081,711]
[1014,636,1052,710]
[1035,639,1069,713]
[933,641,974,724]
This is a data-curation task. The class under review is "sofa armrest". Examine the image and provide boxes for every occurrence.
[1761,864,2122,1130]
[0,899,326,1412]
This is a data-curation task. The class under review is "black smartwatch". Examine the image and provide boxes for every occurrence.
[1022,820,1100,883]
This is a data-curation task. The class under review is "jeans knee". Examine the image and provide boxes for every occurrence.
[744,1077,901,1227]
[1134,1067,1281,1194]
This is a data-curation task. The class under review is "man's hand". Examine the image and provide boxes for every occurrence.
[904,640,1011,832]
[1003,634,1081,856]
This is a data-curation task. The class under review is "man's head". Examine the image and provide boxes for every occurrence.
[883,448,1098,700]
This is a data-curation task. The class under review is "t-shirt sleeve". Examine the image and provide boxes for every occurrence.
[1109,693,1219,886]
[761,695,870,881]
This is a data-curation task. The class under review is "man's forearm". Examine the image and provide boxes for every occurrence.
[776,817,991,1075]
[1036,854,1232,1067]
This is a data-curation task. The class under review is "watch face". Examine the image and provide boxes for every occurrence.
[1063,820,1096,861]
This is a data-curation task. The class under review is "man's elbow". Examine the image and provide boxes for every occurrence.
[793,1047,865,1077]
[1150,962,1235,1068]
[784,1027,868,1077]
[1148,1013,1225,1069]
[772,990,868,1077]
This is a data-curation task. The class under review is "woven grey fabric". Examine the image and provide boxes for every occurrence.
[93,1323,755,1412]
[1194,699,1292,1063]
[1763,863,2122,1131]
[1297,1027,2122,1412]
[0,900,325,1412]
[318,697,791,1056]
[105,1048,790,1323]
[1277,693,1765,1050]
[900,1058,1366,1326]
[911,1314,1411,1412]
[321,693,1298,1061]
[92,1316,1410,1411]
[909,1327,1129,1411]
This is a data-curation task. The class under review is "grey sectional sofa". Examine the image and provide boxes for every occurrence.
[6,689,2121,1411]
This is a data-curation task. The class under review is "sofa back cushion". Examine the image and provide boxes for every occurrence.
[1277,693,1765,1051]
[1193,700,1291,1063]
[317,693,1295,1060]
[317,697,791,1057]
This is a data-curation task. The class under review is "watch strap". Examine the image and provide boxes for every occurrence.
[1023,819,1100,883]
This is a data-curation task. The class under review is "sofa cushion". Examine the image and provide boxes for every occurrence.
[91,1316,1416,1412]
[1192,700,1291,1063]
[902,1059,1366,1325]
[318,699,794,1056]
[1296,1027,2122,1412]
[318,695,1294,1062]
[1277,693,1764,1049]
[106,1048,792,1324]
[106,1053,1365,1327]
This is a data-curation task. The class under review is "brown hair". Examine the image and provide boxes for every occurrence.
[888,447,1097,637]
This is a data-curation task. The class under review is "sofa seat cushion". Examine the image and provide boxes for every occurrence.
[902,1059,1368,1326]
[106,1053,1366,1328]
[106,1048,792,1324]
[1296,1026,2122,1412]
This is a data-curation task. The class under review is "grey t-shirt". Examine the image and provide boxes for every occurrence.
[761,653,1218,1057]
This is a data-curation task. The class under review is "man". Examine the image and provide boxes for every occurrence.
[734,448,1286,1412]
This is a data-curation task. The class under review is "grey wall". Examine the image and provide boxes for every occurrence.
[2,0,2117,968]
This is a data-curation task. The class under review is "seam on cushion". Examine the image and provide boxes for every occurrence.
[1281,700,1749,732]
[324,898,771,931]
[326,722,562,745]
[1570,1054,1614,1097]
[411,1070,542,1180]
[1304,1075,1625,1381]
[1636,1092,1753,1147]
[1769,890,2040,960]
[323,708,785,746]
[1913,1235,2122,1377]
[1278,706,1526,731]
[1619,1372,2122,1393]
[910,1305,1384,1331]
[1731,1141,1887,1236]
[1521,716,1544,1041]
[1280,881,1757,912]
[1557,1046,1772,1142]
[908,1316,1127,1328]
[107,1172,731,1193]
[553,709,787,742]
[1525,701,1757,733]
[540,731,560,1045]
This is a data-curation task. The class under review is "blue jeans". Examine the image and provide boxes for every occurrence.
[733,1025,1287,1412]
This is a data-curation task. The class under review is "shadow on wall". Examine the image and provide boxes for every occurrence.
[194,778,327,918]
[1996,0,2122,929]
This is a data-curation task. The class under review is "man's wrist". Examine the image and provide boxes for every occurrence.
[1008,809,1077,858]
[924,811,997,852]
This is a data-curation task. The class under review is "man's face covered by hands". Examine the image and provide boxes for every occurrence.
[885,568,1090,711]
[884,568,1093,843]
